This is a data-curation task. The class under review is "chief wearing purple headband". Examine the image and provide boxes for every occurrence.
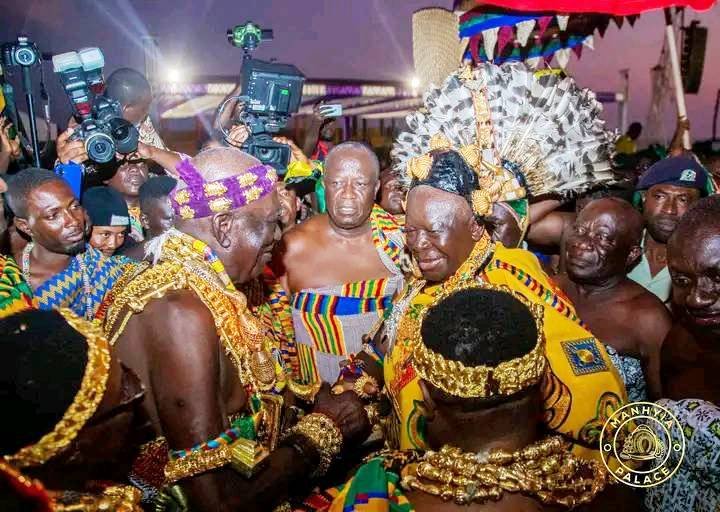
[102,147,369,512]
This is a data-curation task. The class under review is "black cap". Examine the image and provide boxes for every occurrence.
[82,186,130,227]
[636,156,709,196]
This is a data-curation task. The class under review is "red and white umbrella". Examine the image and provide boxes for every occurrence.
[466,0,717,147]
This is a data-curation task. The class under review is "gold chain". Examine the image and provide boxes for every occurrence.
[402,436,607,508]
[53,485,142,511]
[102,234,276,392]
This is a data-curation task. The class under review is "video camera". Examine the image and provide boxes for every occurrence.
[53,48,138,164]
[223,22,305,172]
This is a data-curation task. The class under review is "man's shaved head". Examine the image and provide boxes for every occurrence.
[668,195,720,336]
[105,68,151,107]
[173,147,280,285]
[326,142,380,180]
[106,68,153,126]
[323,142,381,231]
[594,197,645,245]
[187,147,262,182]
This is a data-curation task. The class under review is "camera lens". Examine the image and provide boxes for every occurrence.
[108,118,139,154]
[15,47,36,66]
[86,132,115,163]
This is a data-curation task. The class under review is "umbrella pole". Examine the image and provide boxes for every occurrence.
[664,8,691,149]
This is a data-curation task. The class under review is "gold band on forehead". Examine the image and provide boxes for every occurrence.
[412,282,547,399]
[4,309,111,468]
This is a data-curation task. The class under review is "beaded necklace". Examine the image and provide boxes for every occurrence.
[22,242,93,321]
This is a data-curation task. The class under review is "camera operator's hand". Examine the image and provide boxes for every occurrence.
[57,127,88,165]
[136,141,155,160]
[0,117,21,161]
[226,124,249,147]
[312,383,371,445]
[272,136,309,165]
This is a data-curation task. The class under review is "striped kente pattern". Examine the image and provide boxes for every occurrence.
[482,259,586,328]
[370,205,403,270]
[293,278,392,356]
[0,256,33,319]
[297,343,320,384]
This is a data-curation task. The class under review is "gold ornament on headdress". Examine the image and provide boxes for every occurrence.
[406,133,483,183]
[4,309,111,468]
[412,282,547,398]
[402,68,532,220]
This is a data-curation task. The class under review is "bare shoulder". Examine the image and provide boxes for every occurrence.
[279,215,329,257]
[623,281,672,346]
[139,289,217,351]
[287,214,328,239]
[625,280,672,322]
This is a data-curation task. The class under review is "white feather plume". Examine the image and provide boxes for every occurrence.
[392,63,617,197]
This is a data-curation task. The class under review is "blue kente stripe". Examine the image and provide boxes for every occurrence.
[293,292,392,316]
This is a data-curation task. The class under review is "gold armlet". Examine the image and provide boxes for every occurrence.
[164,438,273,484]
[287,378,321,403]
[285,413,342,477]
[163,446,233,484]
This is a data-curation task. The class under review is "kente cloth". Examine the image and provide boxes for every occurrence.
[31,245,133,320]
[605,345,647,403]
[300,457,413,512]
[128,205,144,242]
[384,239,628,464]
[291,206,406,383]
[245,265,299,376]
[293,276,403,384]
[0,256,33,319]
[645,399,720,512]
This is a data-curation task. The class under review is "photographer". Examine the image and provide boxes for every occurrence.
[56,68,182,175]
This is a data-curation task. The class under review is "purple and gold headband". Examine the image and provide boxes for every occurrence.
[170,159,278,220]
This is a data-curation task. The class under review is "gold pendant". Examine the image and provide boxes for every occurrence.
[249,349,277,390]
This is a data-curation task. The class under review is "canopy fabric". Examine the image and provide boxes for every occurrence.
[473,0,715,15]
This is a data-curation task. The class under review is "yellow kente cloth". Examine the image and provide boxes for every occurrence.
[384,239,628,463]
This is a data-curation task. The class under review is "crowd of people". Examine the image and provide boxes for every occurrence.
[0,56,718,512]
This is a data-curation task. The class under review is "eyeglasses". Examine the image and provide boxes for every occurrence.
[86,362,145,427]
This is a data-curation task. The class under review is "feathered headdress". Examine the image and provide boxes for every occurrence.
[392,63,616,218]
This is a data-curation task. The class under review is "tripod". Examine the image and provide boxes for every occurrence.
[21,63,41,167]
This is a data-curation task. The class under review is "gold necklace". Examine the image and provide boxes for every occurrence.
[401,436,607,508]
[103,232,277,392]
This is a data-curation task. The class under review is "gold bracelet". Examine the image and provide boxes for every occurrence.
[288,413,343,477]
[163,445,233,484]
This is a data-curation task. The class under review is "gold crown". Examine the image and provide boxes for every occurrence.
[412,282,547,398]
[4,309,111,468]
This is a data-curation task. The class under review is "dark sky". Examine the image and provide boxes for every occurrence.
[2,1,719,139]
